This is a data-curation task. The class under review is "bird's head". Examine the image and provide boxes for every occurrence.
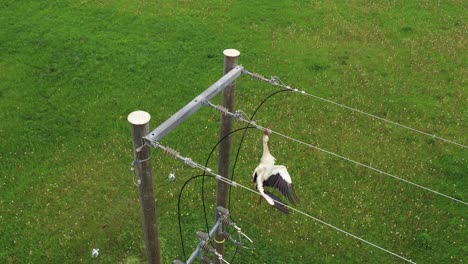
[262,128,271,144]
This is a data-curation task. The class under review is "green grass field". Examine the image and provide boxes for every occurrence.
[1,0,467,263]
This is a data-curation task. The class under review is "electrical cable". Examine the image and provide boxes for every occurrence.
[256,121,468,206]
[229,89,292,214]
[201,129,251,231]
[175,127,260,261]
[155,143,416,264]
[242,69,467,149]
[177,174,214,260]
[154,67,463,263]
[199,89,292,263]
[175,73,464,261]
[200,128,256,244]
[203,103,467,206]
[227,89,292,263]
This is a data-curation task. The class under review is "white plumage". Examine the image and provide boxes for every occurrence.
[253,130,299,214]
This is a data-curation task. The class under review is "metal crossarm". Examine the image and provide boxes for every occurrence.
[144,65,244,145]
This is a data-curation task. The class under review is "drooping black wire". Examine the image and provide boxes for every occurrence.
[202,89,292,229]
[227,89,292,262]
[201,127,257,233]
[228,89,293,213]
[199,88,293,262]
[164,127,253,261]
[178,174,213,259]
[177,88,292,261]
[177,128,258,260]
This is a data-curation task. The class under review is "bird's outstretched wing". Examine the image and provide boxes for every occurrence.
[263,165,300,205]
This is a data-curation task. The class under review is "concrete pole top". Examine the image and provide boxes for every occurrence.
[128,110,151,125]
[223,49,240,58]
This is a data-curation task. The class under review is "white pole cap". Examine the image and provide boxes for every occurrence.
[223,49,240,58]
[128,110,151,125]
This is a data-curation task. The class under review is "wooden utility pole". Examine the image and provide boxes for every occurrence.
[215,49,240,259]
[128,111,162,264]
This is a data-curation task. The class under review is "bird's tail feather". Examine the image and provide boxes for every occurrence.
[290,184,300,204]
[264,191,289,214]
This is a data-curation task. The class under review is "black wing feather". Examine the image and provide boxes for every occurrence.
[264,173,300,205]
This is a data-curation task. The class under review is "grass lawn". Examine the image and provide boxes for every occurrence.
[1,0,466,263]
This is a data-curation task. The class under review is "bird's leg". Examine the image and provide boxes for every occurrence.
[258,196,263,204]
[256,174,275,206]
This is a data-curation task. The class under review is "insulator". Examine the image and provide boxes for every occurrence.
[220,232,232,240]
[201,243,215,253]
[164,147,180,159]
[249,72,266,81]
[200,256,214,264]
[219,217,233,227]
[197,231,210,241]
[214,105,229,115]
[217,206,229,216]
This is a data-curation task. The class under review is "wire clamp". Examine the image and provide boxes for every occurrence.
[233,110,244,121]
[133,155,152,163]
[129,162,141,186]
[184,158,197,168]
[135,141,150,153]
[270,76,280,85]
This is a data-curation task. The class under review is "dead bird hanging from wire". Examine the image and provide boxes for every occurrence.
[252,129,299,214]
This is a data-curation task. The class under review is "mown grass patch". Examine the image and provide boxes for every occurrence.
[1,0,466,263]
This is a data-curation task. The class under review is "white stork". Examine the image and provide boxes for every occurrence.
[252,129,299,214]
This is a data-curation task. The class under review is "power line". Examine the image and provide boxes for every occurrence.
[242,69,467,149]
[228,89,292,263]
[152,142,416,264]
[204,102,468,206]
